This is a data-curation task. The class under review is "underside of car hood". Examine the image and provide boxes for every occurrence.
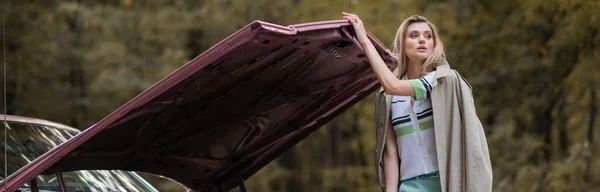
[3,20,395,191]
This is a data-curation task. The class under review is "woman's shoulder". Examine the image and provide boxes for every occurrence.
[433,62,454,78]
[433,68,473,91]
[432,64,466,88]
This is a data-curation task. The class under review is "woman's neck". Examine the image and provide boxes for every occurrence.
[406,59,424,79]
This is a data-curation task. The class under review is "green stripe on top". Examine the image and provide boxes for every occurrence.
[419,78,431,100]
[394,119,435,137]
[409,79,425,101]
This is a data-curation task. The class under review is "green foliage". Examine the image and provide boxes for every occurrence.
[2,0,599,191]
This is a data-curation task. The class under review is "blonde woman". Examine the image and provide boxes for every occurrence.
[342,13,493,192]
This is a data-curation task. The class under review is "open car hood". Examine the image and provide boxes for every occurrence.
[2,20,395,191]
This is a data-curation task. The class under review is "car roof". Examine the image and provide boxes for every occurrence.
[1,114,80,133]
[1,19,396,191]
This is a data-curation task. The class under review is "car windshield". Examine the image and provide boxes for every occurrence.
[1,120,157,192]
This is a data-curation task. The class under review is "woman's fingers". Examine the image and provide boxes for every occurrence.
[343,16,361,25]
[342,13,363,26]
[342,13,367,40]
[342,12,360,20]
[343,16,356,24]
[343,16,350,22]
[342,12,358,17]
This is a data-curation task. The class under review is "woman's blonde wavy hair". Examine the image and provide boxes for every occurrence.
[392,15,446,78]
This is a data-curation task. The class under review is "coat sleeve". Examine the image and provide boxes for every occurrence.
[374,68,399,191]
[374,88,387,191]
[432,71,493,192]
[455,70,493,192]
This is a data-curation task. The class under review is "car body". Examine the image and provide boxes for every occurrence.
[0,114,159,192]
[1,19,395,191]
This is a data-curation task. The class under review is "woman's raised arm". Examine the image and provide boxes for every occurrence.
[342,12,414,96]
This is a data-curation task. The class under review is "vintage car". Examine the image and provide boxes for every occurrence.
[0,114,160,192]
[1,19,395,191]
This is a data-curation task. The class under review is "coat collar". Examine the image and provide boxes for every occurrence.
[432,59,453,87]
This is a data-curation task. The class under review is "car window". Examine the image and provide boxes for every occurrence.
[0,121,76,178]
[19,170,156,192]
[1,121,157,192]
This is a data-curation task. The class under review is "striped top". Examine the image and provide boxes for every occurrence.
[390,71,439,181]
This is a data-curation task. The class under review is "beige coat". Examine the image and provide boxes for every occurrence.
[374,60,493,192]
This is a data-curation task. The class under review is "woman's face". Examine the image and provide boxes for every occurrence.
[404,22,435,63]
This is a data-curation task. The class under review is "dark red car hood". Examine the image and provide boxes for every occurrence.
[2,20,395,191]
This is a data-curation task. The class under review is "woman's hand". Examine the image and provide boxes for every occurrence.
[342,12,369,44]
[342,12,415,97]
